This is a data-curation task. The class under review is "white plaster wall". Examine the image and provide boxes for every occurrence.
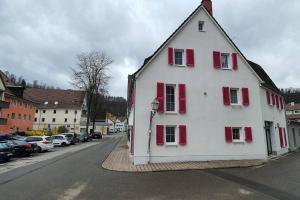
[133,8,268,165]
[34,108,81,132]
[259,88,289,155]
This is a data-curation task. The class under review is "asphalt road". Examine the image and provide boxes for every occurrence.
[0,135,299,200]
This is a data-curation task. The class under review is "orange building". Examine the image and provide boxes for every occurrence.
[0,71,36,134]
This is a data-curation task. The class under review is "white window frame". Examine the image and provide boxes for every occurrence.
[165,126,177,146]
[232,127,244,143]
[165,84,177,113]
[174,49,185,66]
[198,21,205,32]
[230,88,240,105]
[221,53,231,70]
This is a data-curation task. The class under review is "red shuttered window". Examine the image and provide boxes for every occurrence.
[232,53,238,70]
[225,127,233,143]
[275,95,279,109]
[179,125,187,145]
[266,91,270,105]
[222,87,230,105]
[213,51,221,68]
[279,127,283,148]
[186,49,195,67]
[242,88,250,106]
[157,83,164,113]
[168,48,174,65]
[178,84,186,113]
[245,127,253,142]
[156,125,164,145]
[279,97,283,110]
[271,93,275,106]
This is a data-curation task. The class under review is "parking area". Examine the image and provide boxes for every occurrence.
[0,138,104,175]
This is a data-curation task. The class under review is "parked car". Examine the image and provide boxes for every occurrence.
[25,136,54,152]
[0,134,13,141]
[52,135,71,146]
[62,133,77,145]
[79,132,89,142]
[0,143,14,162]
[92,132,102,139]
[2,140,37,157]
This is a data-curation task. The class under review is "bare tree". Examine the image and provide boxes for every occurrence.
[71,51,112,133]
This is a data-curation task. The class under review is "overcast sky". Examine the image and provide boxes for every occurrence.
[0,0,299,98]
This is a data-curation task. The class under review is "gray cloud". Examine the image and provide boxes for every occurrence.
[0,0,299,98]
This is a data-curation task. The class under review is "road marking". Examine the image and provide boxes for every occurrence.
[239,188,253,195]
[58,182,88,200]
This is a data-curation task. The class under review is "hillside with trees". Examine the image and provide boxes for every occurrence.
[281,88,300,104]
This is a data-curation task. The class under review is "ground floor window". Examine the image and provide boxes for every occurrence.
[166,126,176,144]
[232,127,242,142]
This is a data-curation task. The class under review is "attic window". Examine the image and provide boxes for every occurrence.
[44,101,48,105]
[54,101,58,105]
[198,21,205,32]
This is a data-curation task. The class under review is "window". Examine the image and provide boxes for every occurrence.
[34,117,37,122]
[174,49,184,66]
[230,88,239,104]
[166,85,175,112]
[23,114,26,120]
[295,110,299,114]
[53,110,56,114]
[42,118,45,122]
[75,110,77,114]
[36,109,38,113]
[232,128,243,142]
[52,118,56,122]
[43,110,46,113]
[198,21,205,31]
[74,118,77,123]
[221,53,230,69]
[18,114,21,119]
[65,118,68,123]
[65,110,68,114]
[166,126,176,144]
[29,115,31,121]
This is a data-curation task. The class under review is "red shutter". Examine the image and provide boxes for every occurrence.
[266,91,270,105]
[245,127,253,143]
[178,84,186,113]
[156,125,164,145]
[225,127,232,143]
[222,87,230,105]
[168,48,173,65]
[275,95,279,109]
[283,128,287,147]
[186,49,195,67]
[157,82,164,113]
[279,97,283,110]
[242,88,250,106]
[271,93,275,106]
[213,51,221,69]
[232,53,238,70]
[279,127,283,148]
[179,125,187,145]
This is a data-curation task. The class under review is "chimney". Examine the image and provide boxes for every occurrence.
[201,0,213,16]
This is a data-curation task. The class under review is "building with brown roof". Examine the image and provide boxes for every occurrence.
[24,88,86,133]
[0,71,36,134]
[286,102,300,122]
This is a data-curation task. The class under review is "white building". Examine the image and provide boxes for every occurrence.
[24,88,86,134]
[127,0,288,165]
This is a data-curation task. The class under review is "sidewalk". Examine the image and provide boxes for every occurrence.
[102,136,266,172]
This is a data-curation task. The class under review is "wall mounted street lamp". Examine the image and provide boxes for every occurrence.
[148,98,160,163]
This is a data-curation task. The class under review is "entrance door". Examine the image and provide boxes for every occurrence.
[265,122,273,155]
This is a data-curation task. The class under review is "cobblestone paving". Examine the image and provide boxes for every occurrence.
[102,136,266,172]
